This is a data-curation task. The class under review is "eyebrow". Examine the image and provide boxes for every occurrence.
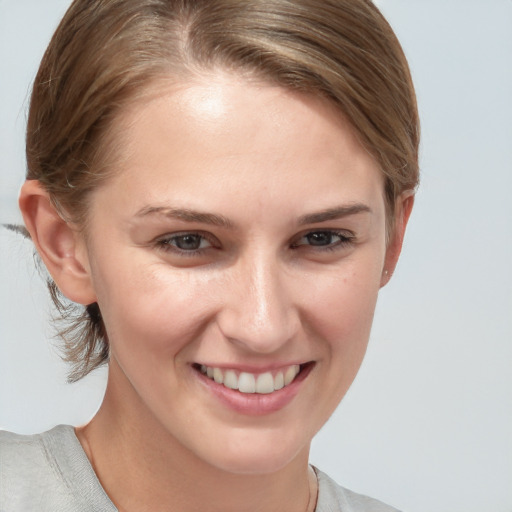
[135,206,235,229]
[297,204,371,225]
[135,203,371,229]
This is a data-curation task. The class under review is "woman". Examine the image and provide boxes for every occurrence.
[0,0,419,510]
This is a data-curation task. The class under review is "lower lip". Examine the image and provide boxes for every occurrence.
[194,364,314,416]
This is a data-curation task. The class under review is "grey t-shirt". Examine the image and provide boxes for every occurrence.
[0,426,401,511]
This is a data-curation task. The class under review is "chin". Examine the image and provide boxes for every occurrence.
[198,435,309,476]
[213,454,299,476]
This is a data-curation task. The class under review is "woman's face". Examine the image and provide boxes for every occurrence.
[79,73,394,474]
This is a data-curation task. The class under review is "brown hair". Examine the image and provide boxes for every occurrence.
[26,0,419,381]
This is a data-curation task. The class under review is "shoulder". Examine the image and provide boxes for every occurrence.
[0,425,76,475]
[0,426,75,510]
[314,468,402,512]
[0,427,45,456]
[0,425,116,512]
[0,427,54,483]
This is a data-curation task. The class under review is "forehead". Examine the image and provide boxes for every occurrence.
[91,73,385,221]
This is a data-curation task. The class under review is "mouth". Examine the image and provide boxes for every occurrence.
[192,362,313,395]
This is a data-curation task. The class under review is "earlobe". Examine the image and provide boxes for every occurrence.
[19,180,97,305]
[380,190,415,288]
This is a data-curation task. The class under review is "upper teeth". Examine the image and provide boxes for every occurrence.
[200,364,301,394]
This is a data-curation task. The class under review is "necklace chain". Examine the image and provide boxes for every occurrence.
[305,466,318,512]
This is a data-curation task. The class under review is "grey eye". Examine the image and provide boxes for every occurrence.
[292,230,353,250]
[159,233,213,252]
[172,234,204,250]
[306,232,336,246]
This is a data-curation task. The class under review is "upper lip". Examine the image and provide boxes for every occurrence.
[192,361,313,373]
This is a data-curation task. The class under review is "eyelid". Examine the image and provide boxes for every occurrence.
[151,228,355,260]
[154,230,220,255]
[291,228,356,249]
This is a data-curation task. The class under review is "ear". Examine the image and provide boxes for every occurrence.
[380,190,415,287]
[19,180,97,305]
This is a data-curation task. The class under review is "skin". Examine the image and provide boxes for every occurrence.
[20,72,413,512]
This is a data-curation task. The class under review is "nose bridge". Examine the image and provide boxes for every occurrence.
[249,253,283,334]
[219,248,298,353]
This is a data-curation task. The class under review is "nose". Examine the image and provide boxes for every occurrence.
[216,251,300,354]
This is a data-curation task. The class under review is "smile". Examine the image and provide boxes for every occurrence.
[197,364,302,394]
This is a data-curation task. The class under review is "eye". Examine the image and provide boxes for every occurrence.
[156,232,214,254]
[292,230,354,250]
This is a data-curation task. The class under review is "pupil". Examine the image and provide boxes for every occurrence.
[307,232,332,246]
[176,235,201,250]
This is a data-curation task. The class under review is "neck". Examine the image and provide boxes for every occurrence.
[76,367,315,512]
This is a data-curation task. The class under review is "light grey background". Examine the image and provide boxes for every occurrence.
[1,1,511,511]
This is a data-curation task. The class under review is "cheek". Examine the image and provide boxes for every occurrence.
[300,261,382,345]
[303,267,381,408]
[91,256,216,357]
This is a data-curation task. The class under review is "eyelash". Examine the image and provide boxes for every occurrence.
[154,229,355,256]
[155,231,218,256]
[291,230,355,251]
